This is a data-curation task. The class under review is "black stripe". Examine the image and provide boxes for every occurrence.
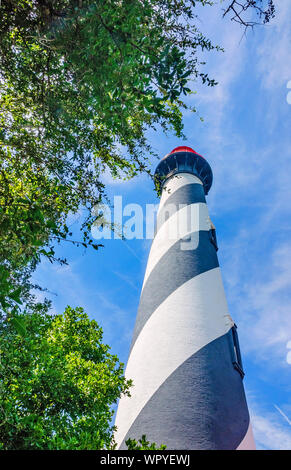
[157,182,206,232]
[120,330,250,450]
[130,230,219,352]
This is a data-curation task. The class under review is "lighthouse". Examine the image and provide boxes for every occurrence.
[114,146,255,450]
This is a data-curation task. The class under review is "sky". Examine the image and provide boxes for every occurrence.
[34,1,291,450]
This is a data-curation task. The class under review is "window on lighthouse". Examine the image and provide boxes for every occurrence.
[231,325,245,379]
[209,221,218,251]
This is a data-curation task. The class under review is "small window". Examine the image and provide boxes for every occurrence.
[230,324,245,379]
[210,228,218,251]
[209,221,218,251]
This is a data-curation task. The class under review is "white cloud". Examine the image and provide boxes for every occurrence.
[191,2,248,125]
[221,228,291,366]
[256,0,291,90]
[247,392,291,450]
[274,404,291,427]
[251,412,291,450]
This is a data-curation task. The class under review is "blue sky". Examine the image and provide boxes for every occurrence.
[34,1,291,450]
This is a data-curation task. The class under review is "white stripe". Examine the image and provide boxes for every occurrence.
[114,267,232,447]
[237,423,256,450]
[158,173,203,214]
[142,202,211,289]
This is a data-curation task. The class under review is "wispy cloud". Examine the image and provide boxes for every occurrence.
[113,270,140,292]
[256,0,291,90]
[247,391,291,450]
[274,404,291,427]
[222,234,291,367]
[251,412,291,450]
[191,2,248,130]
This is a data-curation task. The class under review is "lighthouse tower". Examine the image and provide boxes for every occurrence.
[114,146,255,450]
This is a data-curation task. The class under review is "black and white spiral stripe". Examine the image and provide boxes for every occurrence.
[114,173,255,450]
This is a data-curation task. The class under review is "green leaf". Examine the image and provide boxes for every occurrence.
[10,316,27,336]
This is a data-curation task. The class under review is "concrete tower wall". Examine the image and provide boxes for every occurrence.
[114,153,255,450]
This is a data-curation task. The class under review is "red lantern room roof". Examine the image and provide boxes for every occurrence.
[170,146,198,155]
[162,145,204,160]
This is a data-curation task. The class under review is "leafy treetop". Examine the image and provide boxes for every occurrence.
[0,305,132,450]
[0,0,275,316]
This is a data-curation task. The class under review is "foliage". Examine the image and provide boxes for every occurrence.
[0,0,219,315]
[0,1,275,315]
[125,434,167,450]
[0,306,132,450]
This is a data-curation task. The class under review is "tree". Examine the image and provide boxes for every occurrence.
[0,306,132,449]
[0,0,216,315]
[125,435,166,450]
[0,1,275,313]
